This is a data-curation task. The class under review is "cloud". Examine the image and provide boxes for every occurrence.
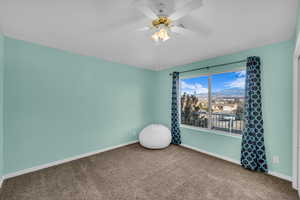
[224,70,246,89]
[181,81,208,94]
[225,77,245,89]
[236,71,246,77]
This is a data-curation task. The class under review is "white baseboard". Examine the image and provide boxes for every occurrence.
[268,171,292,182]
[180,143,292,182]
[3,140,138,180]
[1,141,292,184]
[180,144,240,165]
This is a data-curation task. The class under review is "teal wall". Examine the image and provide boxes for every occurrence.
[0,34,4,178]
[3,37,155,174]
[153,40,294,177]
[0,36,296,178]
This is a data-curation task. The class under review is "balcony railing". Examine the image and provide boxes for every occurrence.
[181,112,244,135]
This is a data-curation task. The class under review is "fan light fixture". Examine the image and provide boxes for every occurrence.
[151,26,170,42]
[151,16,171,42]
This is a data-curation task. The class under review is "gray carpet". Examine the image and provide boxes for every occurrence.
[0,143,298,200]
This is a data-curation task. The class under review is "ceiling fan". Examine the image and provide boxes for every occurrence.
[132,0,209,43]
[96,0,210,43]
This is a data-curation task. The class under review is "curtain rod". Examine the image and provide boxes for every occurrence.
[169,59,247,76]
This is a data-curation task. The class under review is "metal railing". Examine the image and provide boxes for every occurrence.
[211,113,244,134]
[181,112,244,134]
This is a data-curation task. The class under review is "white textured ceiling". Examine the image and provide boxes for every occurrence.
[0,0,297,70]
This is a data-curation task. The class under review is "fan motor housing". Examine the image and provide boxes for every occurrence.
[152,16,171,27]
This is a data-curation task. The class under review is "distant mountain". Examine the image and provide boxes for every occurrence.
[191,88,245,97]
[213,88,245,96]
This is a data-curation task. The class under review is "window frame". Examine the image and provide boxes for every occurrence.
[179,67,245,138]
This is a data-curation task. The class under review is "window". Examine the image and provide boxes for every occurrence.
[180,69,246,135]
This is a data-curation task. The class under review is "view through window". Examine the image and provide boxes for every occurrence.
[180,70,246,134]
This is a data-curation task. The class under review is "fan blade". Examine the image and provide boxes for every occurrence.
[137,5,157,20]
[177,15,212,36]
[170,25,194,35]
[96,17,149,34]
[132,0,157,20]
[169,0,203,21]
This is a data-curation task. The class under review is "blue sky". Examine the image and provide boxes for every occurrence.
[181,70,246,95]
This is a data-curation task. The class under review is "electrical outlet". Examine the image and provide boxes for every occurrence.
[272,156,280,164]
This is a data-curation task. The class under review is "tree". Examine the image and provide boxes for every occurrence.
[236,104,244,120]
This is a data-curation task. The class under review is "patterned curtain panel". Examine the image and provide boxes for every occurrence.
[241,56,268,172]
[171,72,181,144]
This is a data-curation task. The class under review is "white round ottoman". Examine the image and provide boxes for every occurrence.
[139,124,172,149]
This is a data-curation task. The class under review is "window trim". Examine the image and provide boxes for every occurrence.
[180,124,242,139]
[179,67,245,137]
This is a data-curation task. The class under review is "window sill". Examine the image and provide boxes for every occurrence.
[180,124,242,139]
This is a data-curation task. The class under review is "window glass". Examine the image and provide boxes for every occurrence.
[180,69,246,135]
[180,76,209,128]
[211,71,245,134]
